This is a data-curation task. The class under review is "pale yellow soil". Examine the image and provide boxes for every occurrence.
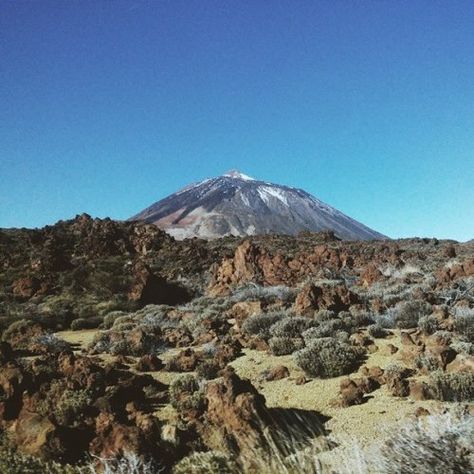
[229,332,441,446]
[56,328,443,445]
[56,329,98,349]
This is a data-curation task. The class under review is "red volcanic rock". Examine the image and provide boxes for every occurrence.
[446,354,474,373]
[202,367,269,451]
[294,282,359,315]
[13,410,64,459]
[0,363,26,421]
[208,241,264,296]
[262,365,290,381]
[437,258,474,283]
[128,261,190,305]
[91,412,143,459]
[360,264,383,287]
[12,277,42,299]
[136,355,163,372]
[443,245,457,258]
[333,378,365,407]
[165,348,200,372]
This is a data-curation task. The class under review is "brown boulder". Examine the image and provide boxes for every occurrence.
[136,355,163,372]
[14,411,60,458]
[360,264,383,287]
[262,365,290,381]
[203,367,269,451]
[333,378,365,407]
[207,241,264,295]
[294,282,359,315]
[128,262,190,305]
[446,354,474,373]
[12,277,41,299]
[165,348,200,372]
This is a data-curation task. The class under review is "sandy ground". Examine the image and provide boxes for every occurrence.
[57,329,442,445]
[57,329,98,349]
[229,333,441,445]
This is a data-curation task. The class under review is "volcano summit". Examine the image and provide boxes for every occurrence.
[131,171,386,241]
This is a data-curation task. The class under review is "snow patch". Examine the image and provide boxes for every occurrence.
[257,186,289,206]
[224,170,255,181]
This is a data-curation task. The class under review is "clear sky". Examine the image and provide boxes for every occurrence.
[1,1,473,241]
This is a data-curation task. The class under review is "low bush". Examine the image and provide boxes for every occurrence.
[415,354,441,373]
[418,315,439,335]
[196,360,220,380]
[242,312,284,340]
[431,330,453,346]
[367,323,389,338]
[169,375,206,414]
[70,317,102,330]
[430,372,474,401]
[313,310,336,322]
[303,319,345,341]
[451,341,474,356]
[31,333,71,354]
[394,300,432,329]
[378,300,432,329]
[294,338,364,378]
[0,431,83,473]
[36,380,92,428]
[268,336,304,356]
[1,319,42,350]
[269,317,317,339]
[102,310,128,329]
[231,285,296,304]
[336,411,474,474]
[453,307,474,342]
[173,451,238,474]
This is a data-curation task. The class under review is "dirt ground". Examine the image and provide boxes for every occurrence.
[58,329,443,446]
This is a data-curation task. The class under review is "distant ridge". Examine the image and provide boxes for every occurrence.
[130,171,386,241]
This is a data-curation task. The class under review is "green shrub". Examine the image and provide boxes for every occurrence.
[394,300,432,329]
[37,380,92,427]
[454,308,474,342]
[102,310,128,329]
[367,323,389,338]
[170,375,205,414]
[268,337,304,356]
[196,361,220,380]
[1,319,42,350]
[430,372,474,401]
[173,451,238,474]
[451,341,474,356]
[415,354,441,373]
[241,312,283,340]
[301,319,344,341]
[269,317,317,339]
[418,315,439,335]
[294,338,364,378]
[313,310,336,321]
[32,333,71,354]
[69,317,101,330]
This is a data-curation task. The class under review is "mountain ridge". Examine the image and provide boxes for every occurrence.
[130,171,386,241]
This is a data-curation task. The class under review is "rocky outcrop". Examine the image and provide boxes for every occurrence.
[201,368,270,452]
[128,262,191,305]
[437,258,474,283]
[294,282,359,315]
[0,351,168,463]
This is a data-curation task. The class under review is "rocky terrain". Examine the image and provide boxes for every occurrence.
[130,171,386,240]
[0,214,473,473]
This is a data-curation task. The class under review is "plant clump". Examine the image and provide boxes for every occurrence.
[294,337,365,378]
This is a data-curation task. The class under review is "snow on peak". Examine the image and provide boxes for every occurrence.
[223,170,255,181]
[257,185,289,206]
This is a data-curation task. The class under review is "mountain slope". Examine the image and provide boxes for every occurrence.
[130,170,386,241]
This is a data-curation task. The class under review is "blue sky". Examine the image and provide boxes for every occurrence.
[1,1,473,240]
